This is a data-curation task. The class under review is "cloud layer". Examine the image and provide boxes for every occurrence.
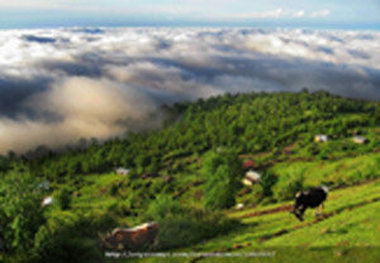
[0,27,379,153]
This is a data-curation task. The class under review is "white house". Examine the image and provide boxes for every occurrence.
[41,196,53,207]
[236,203,244,210]
[242,170,261,186]
[115,167,130,175]
[315,134,328,142]
[352,136,368,144]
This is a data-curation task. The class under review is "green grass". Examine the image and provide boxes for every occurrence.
[67,153,380,263]
[113,179,380,263]
[198,179,380,249]
[271,152,380,189]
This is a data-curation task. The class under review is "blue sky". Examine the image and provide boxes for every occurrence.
[0,0,380,29]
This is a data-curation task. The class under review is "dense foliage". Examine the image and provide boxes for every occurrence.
[0,169,45,255]
[143,195,239,250]
[201,150,243,209]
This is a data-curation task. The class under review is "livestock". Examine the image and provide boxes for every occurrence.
[291,186,328,221]
[100,222,159,251]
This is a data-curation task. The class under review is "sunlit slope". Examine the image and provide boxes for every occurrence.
[227,180,380,248]
[117,179,380,263]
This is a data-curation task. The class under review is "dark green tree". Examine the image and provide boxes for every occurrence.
[0,169,45,254]
[202,150,243,210]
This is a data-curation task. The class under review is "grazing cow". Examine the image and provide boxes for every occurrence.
[100,222,159,251]
[291,186,328,221]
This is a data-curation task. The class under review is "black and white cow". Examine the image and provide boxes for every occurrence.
[291,186,328,221]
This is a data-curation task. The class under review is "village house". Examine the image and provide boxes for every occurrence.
[41,196,53,207]
[236,203,244,210]
[115,167,130,176]
[242,159,255,170]
[352,136,368,144]
[315,134,328,142]
[242,170,261,186]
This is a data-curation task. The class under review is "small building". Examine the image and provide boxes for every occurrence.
[242,170,261,186]
[236,203,244,210]
[315,134,328,143]
[115,167,130,176]
[352,136,368,144]
[242,160,256,170]
[41,196,53,207]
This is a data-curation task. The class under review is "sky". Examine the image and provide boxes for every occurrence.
[0,0,380,29]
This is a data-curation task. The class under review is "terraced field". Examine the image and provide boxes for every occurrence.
[117,179,380,263]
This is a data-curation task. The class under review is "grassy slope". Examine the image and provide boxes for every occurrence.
[67,147,380,263]
[272,153,380,187]
[73,153,380,223]
[116,179,380,263]
[63,129,380,263]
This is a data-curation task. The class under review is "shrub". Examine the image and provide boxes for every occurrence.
[32,210,116,263]
[0,169,45,255]
[144,195,240,250]
[55,188,72,210]
[273,172,304,201]
[317,150,329,160]
[144,195,186,221]
[155,210,239,250]
[259,171,278,198]
[201,150,243,210]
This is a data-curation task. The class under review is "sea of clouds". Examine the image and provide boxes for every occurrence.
[0,27,379,154]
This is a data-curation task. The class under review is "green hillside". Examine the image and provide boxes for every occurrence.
[1,90,379,262]
[123,179,380,263]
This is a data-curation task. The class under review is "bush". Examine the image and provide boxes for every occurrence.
[259,171,278,198]
[144,195,186,221]
[155,211,239,250]
[32,210,116,263]
[55,188,72,210]
[144,195,240,250]
[273,172,304,201]
[317,150,329,160]
[0,169,45,255]
[201,150,243,210]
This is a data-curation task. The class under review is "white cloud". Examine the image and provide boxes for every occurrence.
[311,9,331,17]
[293,10,305,18]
